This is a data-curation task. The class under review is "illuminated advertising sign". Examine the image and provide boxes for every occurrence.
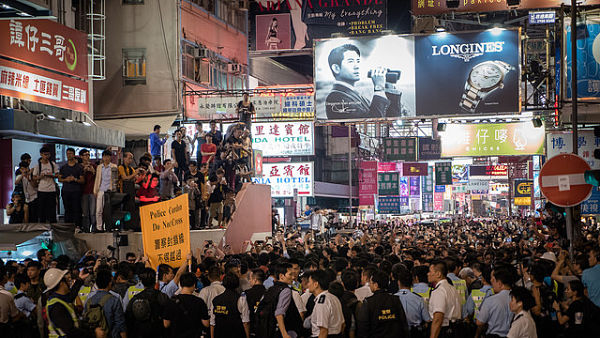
[378,196,402,214]
[252,162,313,197]
[514,197,532,206]
[189,88,315,121]
[466,180,489,193]
[411,0,578,15]
[249,0,387,51]
[378,173,399,196]
[0,59,88,113]
[547,130,600,169]
[440,122,545,157]
[564,17,600,101]
[529,11,556,25]
[435,162,452,185]
[378,162,399,172]
[359,161,378,206]
[383,137,417,161]
[0,19,88,79]
[418,137,441,160]
[514,180,533,198]
[252,121,314,157]
[470,165,509,177]
[402,162,428,177]
[490,183,510,195]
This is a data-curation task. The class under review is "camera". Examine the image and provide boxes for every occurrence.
[367,69,401,83]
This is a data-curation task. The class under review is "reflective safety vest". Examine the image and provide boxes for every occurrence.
[126,283,144,300]
[471,289,487,318]
[7,285,17,295]
[46,297,79,338]
[452,279,468,306]
[78,286,92,305]
[411,286,432,307]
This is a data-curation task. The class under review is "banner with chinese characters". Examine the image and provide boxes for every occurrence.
[378,196,402,214]
[411,0,568,15]
[418,137,441,160]
[189,91,315,121]
[546,130,600,169]
[359,161,378,206]
[252,121,314,156]
[422,166,434,194]
[402,162,428,176]
[490,183,510,195]
[0,59,88,113]
[140,194,191,270]
[514,180,533,198]
[422,193,433,212]
[469,165,509,177]
[434,192,444,212]
[466,180,489,193]
[383,137,417,161]
[564,17,600,100]
[378,162,399,172]
[409,177,421,196]
[0,19,88,79]
[435,185,446,193]
[249,0,387,51]
[582,186,600,214]
[378,172,399,196]
[435,162,452,185]
[252,162,313,197]
[440,122,545,157]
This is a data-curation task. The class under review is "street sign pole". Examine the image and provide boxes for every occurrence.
[568,0,578,258]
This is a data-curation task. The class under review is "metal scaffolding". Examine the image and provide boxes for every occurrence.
[88,0,105,80]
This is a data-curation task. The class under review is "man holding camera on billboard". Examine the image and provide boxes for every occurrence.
[325,44,393,120]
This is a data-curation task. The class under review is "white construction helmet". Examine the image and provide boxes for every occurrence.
[43,268,69,293]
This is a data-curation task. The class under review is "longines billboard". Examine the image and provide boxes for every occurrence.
[314,29,520,121]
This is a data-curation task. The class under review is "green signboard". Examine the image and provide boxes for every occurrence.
[422,166,434,194]
[435,162,452,185]
[383,137,417,161]
[440,122,545,157]
[378,172,399,196]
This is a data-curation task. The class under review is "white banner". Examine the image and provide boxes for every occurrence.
[0,65,62,101]
[252,121,314,157]
[196,93,314,120]
[466,179,489,193]
[547,130,600,169]
[252,162,314,197]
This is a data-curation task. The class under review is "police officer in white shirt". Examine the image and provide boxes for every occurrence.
[306,270,344,338]
[507,287,537,338]
[428,261,462,338]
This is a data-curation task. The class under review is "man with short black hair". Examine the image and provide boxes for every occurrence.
[198,266,225,319]
[13,273,36,318]
[59,147,84,227]
[475,266,515,338]
[307,270,344,338]
[94,150,118,232]
[80,148,97,232]
[125,267,169,338]
[163,272,210,338]
[150,125,167,160]
[85,269,127,338]
[211,273,251,338]
[32,146,59,223]
[25,261,44,303]
[428,260,461,338]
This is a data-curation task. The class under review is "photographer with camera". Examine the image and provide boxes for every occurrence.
[6,192,28,224]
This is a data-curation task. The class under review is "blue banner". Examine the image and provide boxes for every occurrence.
[378,196,402,214]
[415,29,520,115]
[565,19,600,100]
[435,185,446,193]
[422,193,433,212]
[529,11,556,25]
[582,187,600,214]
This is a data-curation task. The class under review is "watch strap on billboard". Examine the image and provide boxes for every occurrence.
[459,60,513,113]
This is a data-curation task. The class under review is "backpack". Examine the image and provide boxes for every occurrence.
[82,293,112,334]
[129,290,167,337]
[254,290,279,338]
[131,297,152,322]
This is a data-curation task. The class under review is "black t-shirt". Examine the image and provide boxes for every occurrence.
[185,171,205,185]
[209,181,226,203]
[59,162,83,193]
[237,101,254,124]
[171,140,187,166]
[163,294,209,338]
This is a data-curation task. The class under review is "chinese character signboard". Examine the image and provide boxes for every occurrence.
[249,0,387,51]
[434,192,444,211]
[252,121,314,156]
[378,173,399,196]
[466,180,489,193]
[418,137,441,160]
[383,137,417,161]
[514,180,533,198]
[378,162,399,172]
[409,177,421,196]
[402,162,428,176]
[0,59,88,113]
[529,11,556,25]
[582,186,600,214]
[378,196,402,214]
[189,91,315,120]
[470,165,509,177]
[411,0,568,15]
[0,19,88,79]
[252,162,313,197]
[422,193,433,212]
[435,162,452,185]
[547,131,600,169]
[422,166,434,194]
[140,194,191,270]
[359,161,378,206]
[564,17,600,100]
[441,122,545,157]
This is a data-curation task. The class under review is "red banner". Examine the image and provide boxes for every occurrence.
[402,162,428,176]
[434,192,444,212]
[359,161,378,206]
[378,162,398,172]
[0,59,89,113]
[0,19,88,79]
[411,0,584,15]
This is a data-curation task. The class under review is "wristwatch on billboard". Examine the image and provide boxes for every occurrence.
[459,60,514,113]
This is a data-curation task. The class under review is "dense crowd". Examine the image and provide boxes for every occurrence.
[7,120,252,232]
[2,209,600,338]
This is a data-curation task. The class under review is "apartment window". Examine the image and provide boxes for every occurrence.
[122,48,147,85]
[123,0,144,4]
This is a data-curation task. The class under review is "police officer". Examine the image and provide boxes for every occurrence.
[306,270,344,338]
[211,272,251,338]
[427,260,461,338]
[44,268,89,338]
[393,264,431,338]
[245,268,266,337]
[471,264,494,319]
[445,258,468,310]
[412,265,432,308]
[122,279,144,310]
[475,266,515,338]
[357,270,409,338]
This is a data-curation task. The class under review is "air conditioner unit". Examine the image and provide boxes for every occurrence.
[193,47,209,58]
[228,63,242,73]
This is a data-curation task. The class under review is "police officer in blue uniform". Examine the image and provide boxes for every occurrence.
[475,265,515,338]
[393,264,431,338]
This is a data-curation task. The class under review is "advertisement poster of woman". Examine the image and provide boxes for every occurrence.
[254,0,307,50]
[256,13,291,50]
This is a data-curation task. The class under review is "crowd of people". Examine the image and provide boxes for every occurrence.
[6,119,253,232]
[1,208,600,338]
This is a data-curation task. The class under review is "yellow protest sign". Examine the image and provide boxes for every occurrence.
[140,194,190,269]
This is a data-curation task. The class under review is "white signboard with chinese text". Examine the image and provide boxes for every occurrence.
[546,131,600,169]
[252,162,314,198]
[252,122,314,157]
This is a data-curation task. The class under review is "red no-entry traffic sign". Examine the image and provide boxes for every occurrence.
[539,153,593,207]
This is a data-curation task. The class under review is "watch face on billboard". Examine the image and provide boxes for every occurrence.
[314,35,417,121]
